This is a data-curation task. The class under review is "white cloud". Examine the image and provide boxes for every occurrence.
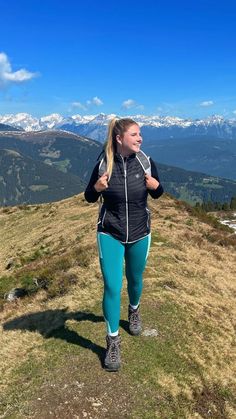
[86,96,103,106]
[92,96,103,106]
[71,96,103,111]
[122,99,144,110]
[200,100,214,107]
[122,99,136,109]
[71,101,87,110]
[0,52,39,89]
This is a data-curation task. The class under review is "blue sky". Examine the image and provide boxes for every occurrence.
[1,0,236,119]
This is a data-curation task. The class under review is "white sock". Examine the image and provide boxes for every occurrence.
[108,330,119,337]
[130,303,139,310]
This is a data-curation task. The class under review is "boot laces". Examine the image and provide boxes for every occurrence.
[107,337,120,362]
[130,311,140,325]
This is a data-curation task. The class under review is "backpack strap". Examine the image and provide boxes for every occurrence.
[99,150,151,177]
[96,148,105,161]
[98,157,107,178]
[136,150,151,176]
[97,156,107,213]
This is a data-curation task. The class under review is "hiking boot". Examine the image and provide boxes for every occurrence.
[104,334,121,372]
[128,304,142,335]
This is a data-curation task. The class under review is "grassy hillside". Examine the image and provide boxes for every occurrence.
[0,193,236,418]
[0,149,85,206]
[0,129,102,184]
[157,162,236,205]
[2,129,236,207]
[142,133,236,181]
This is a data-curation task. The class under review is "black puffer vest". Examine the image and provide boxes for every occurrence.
[97,153,150,243]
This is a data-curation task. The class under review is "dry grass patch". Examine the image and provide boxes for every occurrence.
[0,194,97,275]
[0,192,236,417]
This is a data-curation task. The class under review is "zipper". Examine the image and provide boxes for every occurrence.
[121,156,129,243]
[146,207,150,228]
[101,209,107,228]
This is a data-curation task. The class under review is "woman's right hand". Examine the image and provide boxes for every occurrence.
[94,172,109,192]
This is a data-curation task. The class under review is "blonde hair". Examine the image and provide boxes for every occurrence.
[104,117,138,179]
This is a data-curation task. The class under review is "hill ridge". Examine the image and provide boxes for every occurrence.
[0,192,235,417]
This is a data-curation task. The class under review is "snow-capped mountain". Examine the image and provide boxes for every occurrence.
[0,112,117,132]
[1,112,236,141]
[0,113,41,131]
[40,113,65,129]
[1,112,236,181]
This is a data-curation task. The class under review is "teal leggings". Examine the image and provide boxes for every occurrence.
[97,232,151,334]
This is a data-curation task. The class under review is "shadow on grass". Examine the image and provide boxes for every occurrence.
[3,309,108,366]
[120,319,130,334]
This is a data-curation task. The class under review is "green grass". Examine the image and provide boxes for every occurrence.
[125,300,201,381]
[151,232,169,245]
[1,296,235,418]
[0,275,19,299]
[29,185,49,192]
[19,245,51,265]
[203,231,236,247]
[0,243,97,307]
[1,193,235,417]
[174,199,234,233]
[53,159,71,173]
[67,214,83,221]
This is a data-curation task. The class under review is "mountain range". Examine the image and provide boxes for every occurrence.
[1,112,236,139]
[0,129,101,205]
[1,113,236,181]
[0,128,101,182]
[1,128,236,206]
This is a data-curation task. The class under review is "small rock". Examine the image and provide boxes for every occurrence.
[162,281,177,291]
[142,328,159,337]
[4,288,28,301]
[33,277,48,289]
[163,284,173,291]
[92,402,103,407]
[5,259,15,270]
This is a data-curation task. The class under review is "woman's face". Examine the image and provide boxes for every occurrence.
[116,123,142,156]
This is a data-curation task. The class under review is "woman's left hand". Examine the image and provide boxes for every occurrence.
[145,174,160,190]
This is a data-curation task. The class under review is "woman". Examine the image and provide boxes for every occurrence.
[84,117,164,372]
